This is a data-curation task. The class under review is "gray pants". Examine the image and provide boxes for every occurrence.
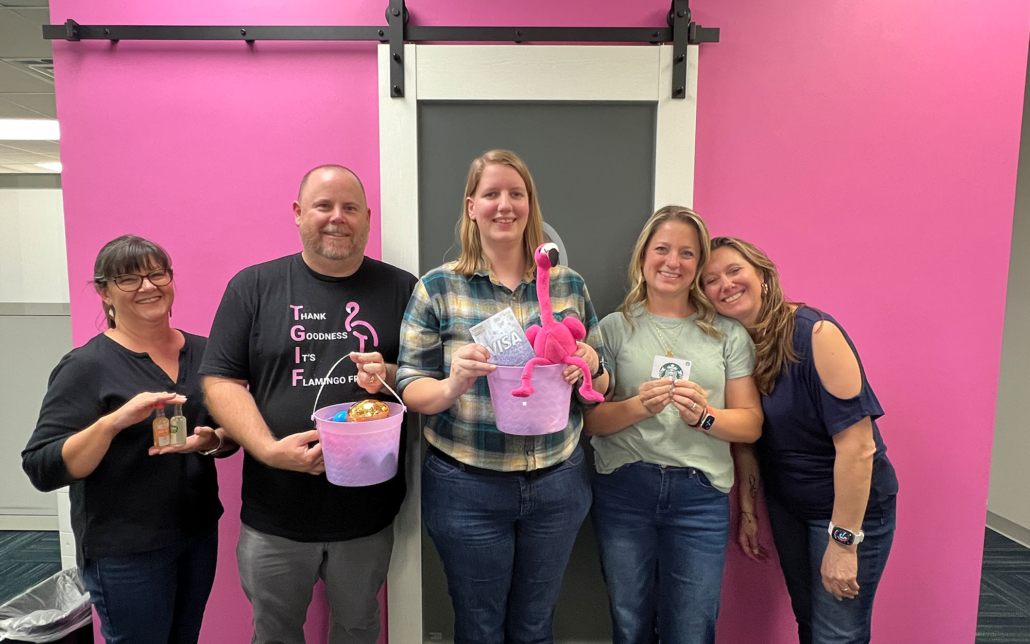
[237,523,394,644]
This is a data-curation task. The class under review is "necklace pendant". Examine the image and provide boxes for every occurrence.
[666,350,674,358]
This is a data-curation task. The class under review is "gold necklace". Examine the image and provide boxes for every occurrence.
[646,310,686,358]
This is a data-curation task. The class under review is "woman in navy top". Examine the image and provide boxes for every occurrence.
[22,235,236,644]
[702,237,898,644]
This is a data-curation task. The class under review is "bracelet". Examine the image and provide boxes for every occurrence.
[591,361,605,380]
[689,406,706,428]
[200,432,224,456]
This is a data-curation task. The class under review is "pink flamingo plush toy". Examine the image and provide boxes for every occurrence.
[510,243,605,402]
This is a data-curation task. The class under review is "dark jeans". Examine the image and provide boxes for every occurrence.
[80,525,218,644]
[591,462,730,644]
[421,445,592,644]
[765,495,897,644]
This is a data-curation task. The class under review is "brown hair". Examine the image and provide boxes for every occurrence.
[92,235,172,329]
[453,149,545,277]
[617,206,721,338]
[709,236,801,394]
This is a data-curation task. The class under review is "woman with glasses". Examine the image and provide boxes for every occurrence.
[22,234,235,644]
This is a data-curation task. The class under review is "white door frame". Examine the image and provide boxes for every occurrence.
[378,42,699,644]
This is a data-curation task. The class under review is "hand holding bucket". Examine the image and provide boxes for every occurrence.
[311,354,406,487]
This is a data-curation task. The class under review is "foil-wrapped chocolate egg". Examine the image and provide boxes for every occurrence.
[346,399,390,422]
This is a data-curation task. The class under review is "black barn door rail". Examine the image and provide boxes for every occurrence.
[42,0,719,99]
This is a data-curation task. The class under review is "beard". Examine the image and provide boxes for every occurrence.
[301,223,369,261]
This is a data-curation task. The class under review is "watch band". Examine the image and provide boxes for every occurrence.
[200,432,224,456]
[690,406,714,430]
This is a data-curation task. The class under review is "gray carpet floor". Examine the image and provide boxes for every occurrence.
[1,528,1028,641]
[0,530,62,605]
[978,528,1030,643]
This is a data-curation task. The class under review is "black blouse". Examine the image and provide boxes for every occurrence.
[22,331,230,563]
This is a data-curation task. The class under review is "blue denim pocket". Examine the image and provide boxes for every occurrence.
[692,468,719,492]
[424,451,462,479]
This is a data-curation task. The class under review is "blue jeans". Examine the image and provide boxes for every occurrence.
[80,526,218,644]
[421,445,592,644]
[765,495,897,644]
[592,462,730,644]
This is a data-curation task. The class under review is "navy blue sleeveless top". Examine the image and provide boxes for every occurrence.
[756,307,898,520]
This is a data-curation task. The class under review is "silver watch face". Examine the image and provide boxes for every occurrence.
[831,526,855,546]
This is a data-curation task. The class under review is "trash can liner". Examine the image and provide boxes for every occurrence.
[0,568,92,643]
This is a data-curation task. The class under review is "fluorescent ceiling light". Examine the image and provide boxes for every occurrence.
[35,162,62,173]
[0,119,60,141]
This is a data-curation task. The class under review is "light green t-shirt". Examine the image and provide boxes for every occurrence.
[591,304,756,492]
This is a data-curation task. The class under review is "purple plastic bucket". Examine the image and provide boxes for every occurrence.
[313,402,403,487]
[487,363,572,435]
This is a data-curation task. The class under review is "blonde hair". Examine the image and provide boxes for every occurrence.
[617,206,721,338]
[453,149,545,277]
[710,236,802,395]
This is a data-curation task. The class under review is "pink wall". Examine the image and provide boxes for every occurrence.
[47,1,1029,643]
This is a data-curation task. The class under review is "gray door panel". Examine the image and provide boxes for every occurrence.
[417,100,658,643]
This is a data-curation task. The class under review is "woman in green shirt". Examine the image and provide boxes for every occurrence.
[584,206,763,644]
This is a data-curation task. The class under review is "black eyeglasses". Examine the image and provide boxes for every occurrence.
[108,268,173,292]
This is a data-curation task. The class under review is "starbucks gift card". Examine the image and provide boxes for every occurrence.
[651,356,692,382]
[470,307,537,366]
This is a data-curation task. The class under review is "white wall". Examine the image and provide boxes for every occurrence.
[0,185,74,565]
[989,52,1030,546]
[0,188,70,303]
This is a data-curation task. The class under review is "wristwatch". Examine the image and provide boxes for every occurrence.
[700,406,715,431]
[691,406,715,431]
[591,360,605,380]
[828,522,865,546]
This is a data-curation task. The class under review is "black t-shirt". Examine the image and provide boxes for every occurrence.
[756,307,899,520]
[22,332,226,563]
[200,254,417,541]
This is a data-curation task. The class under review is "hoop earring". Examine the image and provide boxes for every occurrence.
[762,283,769,295]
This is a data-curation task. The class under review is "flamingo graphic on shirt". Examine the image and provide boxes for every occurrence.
[345,302,379,353]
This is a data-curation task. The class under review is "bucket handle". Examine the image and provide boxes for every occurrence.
[310,352,406,421]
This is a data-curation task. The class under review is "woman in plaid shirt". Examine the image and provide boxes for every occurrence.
[396,149,610,644]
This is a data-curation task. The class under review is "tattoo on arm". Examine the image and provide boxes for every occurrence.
[749,473,758,500]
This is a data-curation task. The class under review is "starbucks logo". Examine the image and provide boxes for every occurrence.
[658,362,683,381]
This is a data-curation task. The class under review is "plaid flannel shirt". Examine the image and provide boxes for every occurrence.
[395,262,605,471]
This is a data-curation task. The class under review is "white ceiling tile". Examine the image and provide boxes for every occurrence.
[0,7,53,59]
[2,93,56,118]
[0,1,50,7]
[0,60,53,92]
[1,163,53,173]
[0,165,27,173]
[0,153,46,165]
[11,7,49,26]
[0,139,59,154]
[0,97,43,118]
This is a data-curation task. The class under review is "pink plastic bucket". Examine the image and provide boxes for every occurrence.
[310,354,405,487]
[487,363,572,435]
[313,402,404,487]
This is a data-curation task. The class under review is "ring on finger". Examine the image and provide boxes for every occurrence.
[691,401,698,412]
